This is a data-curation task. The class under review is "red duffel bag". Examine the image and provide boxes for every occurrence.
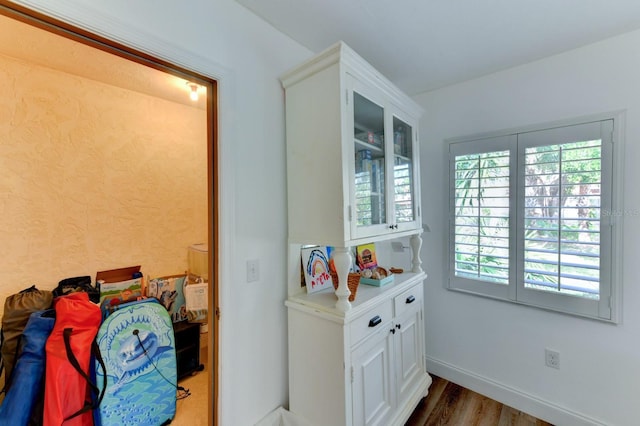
[44,292,102,426]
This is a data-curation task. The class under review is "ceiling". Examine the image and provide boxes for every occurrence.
[236,0,640,95]
[0,13,206,109]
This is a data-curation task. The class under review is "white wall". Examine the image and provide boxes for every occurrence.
[415,29,640,426]
[9,0,311,425]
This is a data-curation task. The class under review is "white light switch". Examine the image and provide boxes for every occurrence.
[247,259,260,282]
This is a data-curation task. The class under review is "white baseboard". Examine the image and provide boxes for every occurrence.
[425,356,606,426]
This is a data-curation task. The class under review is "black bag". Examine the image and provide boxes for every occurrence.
[53,276,100,304]
[0,285,53,387]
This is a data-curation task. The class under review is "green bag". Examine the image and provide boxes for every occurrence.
[1,285,53,386]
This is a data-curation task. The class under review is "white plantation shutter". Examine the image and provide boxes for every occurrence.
[394,159,414,223]
[516,120,614,319]
[522,141,601,297]
[448,118,619,321]
[355,170,373,226]
[454,150,510,283]
[449,135,516,299]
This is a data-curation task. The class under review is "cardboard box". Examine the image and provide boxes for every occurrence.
[96,265,143,307]
[96,265,141,284]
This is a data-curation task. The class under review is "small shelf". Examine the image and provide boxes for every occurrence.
[173,321,204,380]
[354,138,383,153]
[394,153,411,162]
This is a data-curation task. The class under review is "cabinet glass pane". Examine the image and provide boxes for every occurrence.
[393,117,415,223]
[354,92,386,227]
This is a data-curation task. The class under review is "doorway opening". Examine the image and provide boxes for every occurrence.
[0,2,218,425]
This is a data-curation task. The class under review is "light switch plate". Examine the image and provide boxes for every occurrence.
[247,259,259,282]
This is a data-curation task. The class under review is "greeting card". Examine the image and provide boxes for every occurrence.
[301,246,334,294]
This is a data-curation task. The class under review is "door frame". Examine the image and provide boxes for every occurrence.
[0,2,220,424]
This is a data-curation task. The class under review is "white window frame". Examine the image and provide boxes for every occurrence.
[447,113,624,323]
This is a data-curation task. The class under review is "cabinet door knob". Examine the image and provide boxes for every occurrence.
[390,328,396,334]
[395,324,401,330]
[368,315,382,327]
[406,295,416,304]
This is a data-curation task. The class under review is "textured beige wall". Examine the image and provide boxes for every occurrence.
[0,52,208,313]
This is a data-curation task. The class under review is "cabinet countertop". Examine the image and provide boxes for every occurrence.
[285,271,426,323]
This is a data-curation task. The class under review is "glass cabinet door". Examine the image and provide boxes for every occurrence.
[392,116,415,224]
[353,91,387,229]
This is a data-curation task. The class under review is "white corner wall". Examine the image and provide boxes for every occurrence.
[415,29,640,426]
[8,0,312,425]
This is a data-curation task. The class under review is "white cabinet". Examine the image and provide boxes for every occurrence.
[393,286,426,407]
[348,76,421,242]
[281,41,423,248]
[286,278,431,426]
[351,319,394,426]
[281,41,425,311]
[282,42,431,426]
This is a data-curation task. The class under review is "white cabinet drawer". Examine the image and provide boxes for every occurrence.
[349,300,393,346]
[394,282,423,317]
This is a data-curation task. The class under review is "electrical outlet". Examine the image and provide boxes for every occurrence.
[545,348,560,369]
[246,259,260,282]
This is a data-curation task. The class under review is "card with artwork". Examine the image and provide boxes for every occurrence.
[356,242,378,270]
[301,246,334,294]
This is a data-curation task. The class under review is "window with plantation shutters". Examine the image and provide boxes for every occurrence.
[448,117,621,322]
[454,149,510,284]
[522,139,602,298]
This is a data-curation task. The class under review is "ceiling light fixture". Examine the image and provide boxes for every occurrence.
[186,82,199,101]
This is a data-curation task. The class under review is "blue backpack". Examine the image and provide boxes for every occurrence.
[0,309,55,425]
[93,298,178,426]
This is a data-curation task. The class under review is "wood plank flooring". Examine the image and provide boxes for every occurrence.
[405,375,554,426]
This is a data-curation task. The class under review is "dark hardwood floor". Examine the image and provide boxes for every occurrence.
[405,375,554,426]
